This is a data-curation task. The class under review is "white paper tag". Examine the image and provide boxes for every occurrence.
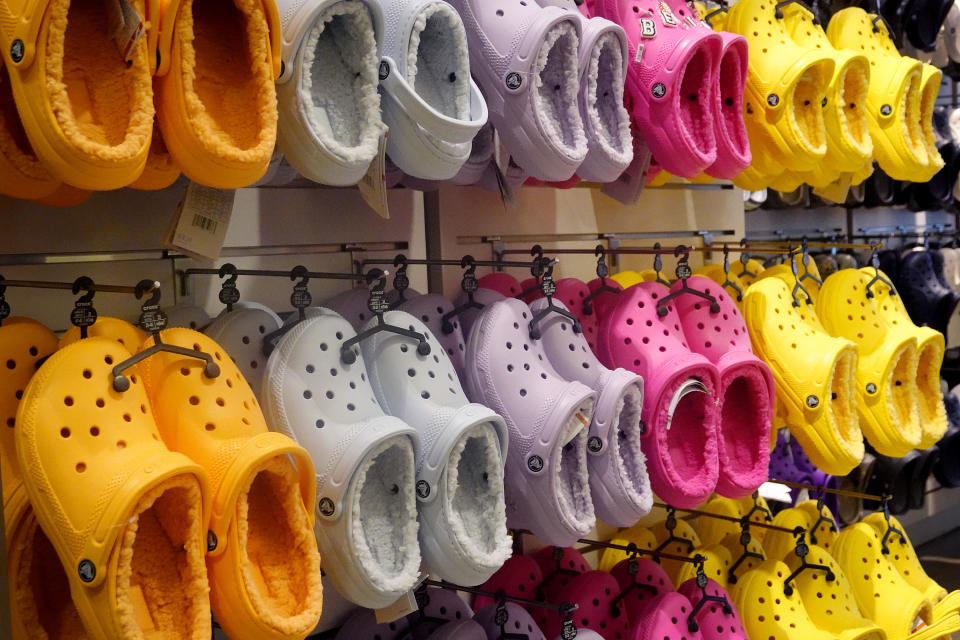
[163,183,234,260]
[374,574,428,624]
[665,379,708,430]
[358,126,390,219]
[758,481,793,504]
[105,0,144,63]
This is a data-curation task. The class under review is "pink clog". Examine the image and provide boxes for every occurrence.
[677,578,748,640]
[630,591,705,640]
[474,554,544,612]
[610,557,675,623]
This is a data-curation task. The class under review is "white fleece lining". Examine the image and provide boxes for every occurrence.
[350,438,421,593]
[444,423,512,570]
[553,400,595,533]
[407,4,470,121]
[585,32,631,163]
[535,22,588,155]
[300,1,381,162]
[613,384,648,505]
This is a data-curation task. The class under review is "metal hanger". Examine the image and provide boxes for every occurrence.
[655,246,721,317]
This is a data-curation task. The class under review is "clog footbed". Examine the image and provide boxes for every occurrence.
[0,0,154,190]
[779,4,873,182]
[154,0,279,188]
[473,554,543,611]
[827,9,929,181]
[530,296,651,527]
[136,328,323,639]
[816,269,922,456]
[537,570,629,640]
[275,0,384,186]
[463,297,598,546]
[694,496,742,546]
[128,114,181,190]
[398,294,469,380]
[446,0,587,181]
[204,305,283,402]
[782,543,884,640]
[598,524,657,573]
[473,602,546,640]
[671,276,774,498]
[674,545,733,590]
[861,512,948,606]
[730,558,836,640]
[725,0,833,176]
[630,591,704,640]
[0,319,84,640]
[677,578,748,640]
[59,317,147,355]
[596,282,721,508]
[832,522,933,640]
[717,532,766,585]
[361,310,512,586]
[650,516,702,586]
[16,337,212,640]
[609,556,673,623]
[742,277,864,476]
[0,57,60,200]
[262,310,420,609]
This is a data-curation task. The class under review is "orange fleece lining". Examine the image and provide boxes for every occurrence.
[176,0,277,162]
[16,515,87,639]
[237,456,323,636]
[116,476,210,640]
[0,62,54,180]
[45,0,153,160]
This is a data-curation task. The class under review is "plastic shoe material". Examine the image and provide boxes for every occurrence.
[677,578,748,640]
[263,310,420,609]
[360,310,511,586]
[730,258,765,286]
[816,269,922,456]
[0,0,154,190]
[163,303,213,331]
[463,298,597,545]
[672,275,774,497]
[596,282,721,507]
[334,608,410,639]
[455,287,506,339]
[137,329,322,639]
[609,556,673,622]
[695,496,742,546]
[703,28,751,180]
[833,522,934,640]
[0,57,60,199]
[743,277,863,475]
[896,251,960,346]
[631,591,705,640]
[447,0,588,181]
[275,0,385,186]
[537,570,629,640]
[374,0,488,180]
[399,293,468,380]
[59,317,147,355]
[323,286,376,331]
[827,9,929,181]
[584,277,624,327]
[530,296,651,527]
[592,0,722,178]
[204,306,283,401]
[16,337,212,640]
[693,264,746,307]
[862,512,948,606]
[528,546,589,608]
[478,273,523,298]
[400,586,476,639]
[154,0,281,187]
[474,602,547,640]
[550,278,600,352]
[726,0,834,176]
[598,523,657,572]
[674,545,732,589]
[650,515,702,584]
[717,532,766,583]
[473,554,543,612]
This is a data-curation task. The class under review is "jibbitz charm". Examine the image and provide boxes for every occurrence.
[640,17,657,37]
[527,455,544,472]
[652,83,666,98]
[506,72,522,90]
[767,94,780,107]
[319,497,335,516]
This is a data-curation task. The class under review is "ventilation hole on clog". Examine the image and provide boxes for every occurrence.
[507,364,514,372]
[141,404,148,414]
[520,389,527,397]
[63,396,74,406]
[642,337,649,344]
[241,336,251,345]
[75,462,86,473]
[60,427,70,438]
[625,338,632,345]
[215,397,225,407]
[96,398,105,408]
[205,423,216,431]
[117,440,126,449]
[326,391,335,399]
[421,391,431,399]
[316,419,325,428]
[226,378,234,388]
[89,426,99,436]
[303,390,313,399]
[250,361,259,369]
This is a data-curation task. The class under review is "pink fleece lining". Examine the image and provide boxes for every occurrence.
[679,48,716,160]
[715,363,772,497]
[708,35,751,178]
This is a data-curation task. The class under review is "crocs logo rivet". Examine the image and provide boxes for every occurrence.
[652,83,666,98]
[416,480,430,499]
[206,531,217,552]
[587,436,603,453]
[806,395,819,408]
[767,94,780,107]
[379,61,389,81]
[866,383,877,394]
[505,72,522,90]
[881,104,892,116]
[10,40,23,64]
[527,455,544,472]
[319,497,335,517]
[78,560,95,583]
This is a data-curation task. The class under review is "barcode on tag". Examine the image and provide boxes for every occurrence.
[192,213,218,233]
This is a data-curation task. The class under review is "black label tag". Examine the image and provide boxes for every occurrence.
[139,306,168,333]
[71,301,97,328]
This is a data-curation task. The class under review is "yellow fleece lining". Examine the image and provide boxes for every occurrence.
[920,72,944,170]
[44,0,154,161]
[838,63,871,156]
[116,476,210,640]
[15,515,87,639]
[790,71,827,152]
[901,73,925,161]
[0,62,54,181]
[884,346,920,444]
[917,342,947,442]
[830,349,860,449]
[236,456,323,636]
[176,0,277,162]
